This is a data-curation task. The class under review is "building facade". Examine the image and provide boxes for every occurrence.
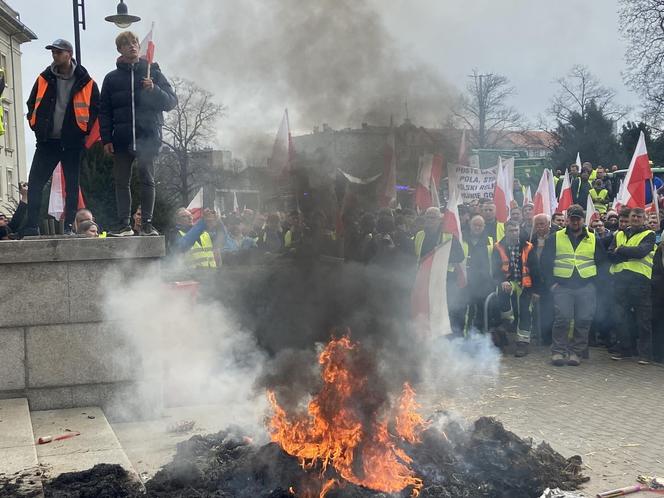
[0,1,35,213]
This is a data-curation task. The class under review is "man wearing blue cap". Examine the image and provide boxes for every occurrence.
[22,39,100,236]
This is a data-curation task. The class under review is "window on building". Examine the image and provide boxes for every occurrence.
[0,53,8,89]
[6,168,13,200]
[3,107,10,151]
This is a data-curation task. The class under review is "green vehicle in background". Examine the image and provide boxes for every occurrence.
[472,149,551,189]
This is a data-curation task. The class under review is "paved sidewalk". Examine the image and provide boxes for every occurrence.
[423,346,664,497]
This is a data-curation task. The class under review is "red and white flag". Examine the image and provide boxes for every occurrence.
[140,22,156,64]
[557,169,573,212]
[378,126,397,208]
[48,163,85,221]
[415,153,443,211]
[186,187,203,222]
[546,169,559,215]
[586,194,599,226]
[616,131,652,209]
[411,239,452,338]
[233,191,240,212]
[269,109,293,175]
[576,152,582,169]
[84,117,101,149]
[524,185,533,205]
[493,158,511,222]
[533,169,551,217]
[458,129,468,165]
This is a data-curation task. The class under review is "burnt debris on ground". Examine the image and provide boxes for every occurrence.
[1,417,588,498]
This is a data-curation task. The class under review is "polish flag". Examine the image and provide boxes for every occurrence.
[576,152,582,169]
[616,131,652,209]
[84,117,101,149]
[546,169,559,215]
[48,163,85,221]
[524,185,533,205]
[140,22,156,64]
[186,187,203,222]
[493,158,511,222]
[442,188,463,244]
[378,126,397,208]
[533,169,552,217]
[458,129,468,165]
[415,153,443,211]
[586,194,599,226]
[557,169,573,212]
[411,239,452,338]
[270,109,294,175]
[233,191,240,212]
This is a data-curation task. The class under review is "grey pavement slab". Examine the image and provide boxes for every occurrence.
[31,406,136,479]
[0,398,43,496]
[0,328,25,390]
[419,346,664,497]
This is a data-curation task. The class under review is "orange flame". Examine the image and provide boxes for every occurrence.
[267,335,425,496]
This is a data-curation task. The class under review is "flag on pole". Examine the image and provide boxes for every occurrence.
[558,169,573,212]
[48,163,85,221]
[378,126,397,208]
[616,131,652,209]
[411,239,452,338]
[415,153,442,211]
[546,169,558,215]
[493,158,511,222]
[186,187,203,222]
[140,22,156,64]
[576,152,582,169]
[524,185,533,205]
[458,129,468,165]
[233,191,240,212]
[533,169,552,217]
[586,194,599,226]
[269,109,293,175]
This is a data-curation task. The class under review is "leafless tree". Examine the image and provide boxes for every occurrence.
[549,65,629,124]
[619,0,664,127]
[451,70,522,148]
[157,77,225,206]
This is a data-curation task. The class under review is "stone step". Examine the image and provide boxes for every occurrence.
[30,406,140,483]
[0,398,44,496]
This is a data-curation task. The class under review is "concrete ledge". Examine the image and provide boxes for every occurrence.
[0,328,26,391]
[0,236,165,264]
[26,322,141,388]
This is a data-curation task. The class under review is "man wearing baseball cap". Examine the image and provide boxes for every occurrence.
[21,39,99,237]
[540,204,606,366]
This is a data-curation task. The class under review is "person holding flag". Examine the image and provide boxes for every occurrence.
[100,30,177,236]
[22,39,100,236]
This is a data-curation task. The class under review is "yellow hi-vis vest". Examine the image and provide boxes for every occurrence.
[553,228,597,279]
[179,230,217,269]
[589,188,609,214]
[414,231,466,272]
[609,230,656,279]
[493,222,505,244]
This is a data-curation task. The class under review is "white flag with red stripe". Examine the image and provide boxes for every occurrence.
[546,169,558,215]
[557,169,573,212]
[616,131,652,209]
[186,187,203,222]
[48,163,86,221]
[415,153,443,211]
[139,22,156,64]
[524,185,532,205]
[233,191,240,212]
[270,109,293,174]
[586,193,599,226]
[576,152,582,169]
[533,169,551,217]
[493,158,511,222]
[411,239,452,338]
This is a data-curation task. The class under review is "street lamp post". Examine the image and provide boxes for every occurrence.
[72,0,85,63]
[105,0,141,28]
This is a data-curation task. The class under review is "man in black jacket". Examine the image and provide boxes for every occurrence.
[23,39,99,236]
[100,31,177,236]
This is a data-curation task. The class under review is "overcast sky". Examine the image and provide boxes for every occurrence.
[15,0,640,166]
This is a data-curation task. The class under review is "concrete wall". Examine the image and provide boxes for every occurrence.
[0,236,165,419]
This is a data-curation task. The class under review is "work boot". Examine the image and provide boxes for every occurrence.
[567,353,581,366]
[108,224,134,237]
[551,353,565,366]
[637,358,651,365]
[514,342,529,357]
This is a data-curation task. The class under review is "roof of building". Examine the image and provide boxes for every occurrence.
[0,1,37,44]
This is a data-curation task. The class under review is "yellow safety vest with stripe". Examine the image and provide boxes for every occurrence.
[178,230,217,269]
[589,188,609,213]
[493,222,505,243]
[553,228,597,278]
[609,230,656,279]
[28,75,94,133]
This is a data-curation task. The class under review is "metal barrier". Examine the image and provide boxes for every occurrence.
[483,291,498,334]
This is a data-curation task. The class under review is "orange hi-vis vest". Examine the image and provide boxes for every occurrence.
[494,241,534,288]
[29,75,94,133]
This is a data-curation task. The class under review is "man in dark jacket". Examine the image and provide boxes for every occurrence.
[22,39,99,236]
[100,31,177,236]
[608,207,657,364]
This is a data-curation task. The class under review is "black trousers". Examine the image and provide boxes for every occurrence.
[113,150,156,224]
[615,278,653,360]
[26,141,82,229]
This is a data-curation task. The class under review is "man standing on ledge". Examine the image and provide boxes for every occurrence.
[23,39,99,236]
[99,31,177,236]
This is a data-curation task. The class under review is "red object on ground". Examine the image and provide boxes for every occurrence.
[167,281,200,302]
[37,431,81,445]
